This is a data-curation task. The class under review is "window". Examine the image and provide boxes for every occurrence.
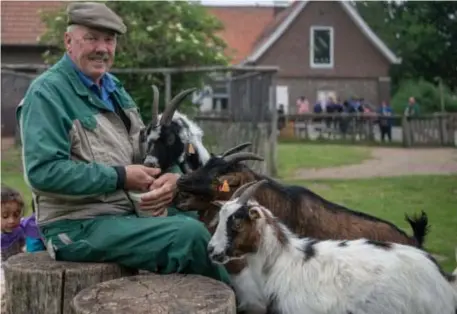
[310,26,334,68]
[212,97,228,111]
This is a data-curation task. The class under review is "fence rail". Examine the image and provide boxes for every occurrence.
[278,113,457,147]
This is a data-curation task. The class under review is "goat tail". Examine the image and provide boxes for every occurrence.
[404,210,430,248]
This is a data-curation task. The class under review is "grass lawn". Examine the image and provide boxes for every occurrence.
[285,175,457,272]
[277,142,372,178]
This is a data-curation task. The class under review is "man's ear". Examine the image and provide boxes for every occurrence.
[248,207,261,221]
[64,32,72,50]
[211,200,225,208]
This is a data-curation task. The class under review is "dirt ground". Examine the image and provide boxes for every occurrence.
[294,147,457,180]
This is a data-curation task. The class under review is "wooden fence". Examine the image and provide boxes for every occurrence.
[194,115,275,175]
[279,113,457,147]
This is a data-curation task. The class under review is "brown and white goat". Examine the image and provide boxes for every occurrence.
[175,151,430,248]
[208,180,457,314]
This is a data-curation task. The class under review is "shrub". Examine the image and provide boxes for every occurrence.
[391,79,457,114]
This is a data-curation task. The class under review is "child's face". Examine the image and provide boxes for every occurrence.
[1,201,22,233]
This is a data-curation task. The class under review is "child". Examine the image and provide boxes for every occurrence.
[1,185,45,262]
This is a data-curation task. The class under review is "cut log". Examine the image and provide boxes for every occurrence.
[3,252,137,314]
[72,274,237,314]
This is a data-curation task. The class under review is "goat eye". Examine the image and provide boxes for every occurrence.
[232,219,242,231]
[167,134,175,145]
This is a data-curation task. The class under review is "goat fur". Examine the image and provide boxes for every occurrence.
[141,85,210,173]
[208,193,457,314]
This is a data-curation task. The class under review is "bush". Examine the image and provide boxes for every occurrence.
[38,1,230,122]
[391,79,457,114]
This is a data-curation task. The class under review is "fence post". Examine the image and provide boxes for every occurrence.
[269,84,278,177]
[402,115,412,147]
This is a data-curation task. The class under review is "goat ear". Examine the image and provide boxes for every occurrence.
[248,207,261,221]
[211,200,225,208]
[187,143,196,154]
[219,175,240,186]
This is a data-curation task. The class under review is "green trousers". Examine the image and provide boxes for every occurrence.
[40,207,231,286]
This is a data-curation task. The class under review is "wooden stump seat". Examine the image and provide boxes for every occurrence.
[72,274,237,314]
[3,252,136,314]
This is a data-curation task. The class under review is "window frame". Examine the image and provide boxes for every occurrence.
[310,26,334,69]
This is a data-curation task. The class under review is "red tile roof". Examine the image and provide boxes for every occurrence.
[0,2,277,63]
[1,1,64,45]
[206,6,275,64]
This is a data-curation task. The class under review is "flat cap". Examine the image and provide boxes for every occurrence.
[67,2,127,35]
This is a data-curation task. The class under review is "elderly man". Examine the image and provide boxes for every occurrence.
[16,2,230,285]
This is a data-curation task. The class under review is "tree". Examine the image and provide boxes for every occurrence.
[39,1,230,122]
[354,1,457,93]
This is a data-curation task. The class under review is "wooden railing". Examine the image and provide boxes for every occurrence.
[278,113,457,147]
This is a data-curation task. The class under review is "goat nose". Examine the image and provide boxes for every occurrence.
[210,252,226,264]
[144,162,156,168]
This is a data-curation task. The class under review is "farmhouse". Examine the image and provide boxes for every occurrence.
[1,1,400,135]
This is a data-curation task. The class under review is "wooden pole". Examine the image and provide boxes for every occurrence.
[164,73,171,105]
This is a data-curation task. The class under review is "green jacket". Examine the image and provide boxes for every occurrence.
[17,56,149,225]
[404,103,420,116]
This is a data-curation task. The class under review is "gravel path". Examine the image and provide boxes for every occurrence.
[293,147,457,180]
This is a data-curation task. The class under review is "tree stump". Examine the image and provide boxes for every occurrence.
[72,274,237,314]
[3,252,137,314]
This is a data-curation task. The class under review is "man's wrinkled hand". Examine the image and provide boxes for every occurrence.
[124,165,161,191]
[139,173,180,216]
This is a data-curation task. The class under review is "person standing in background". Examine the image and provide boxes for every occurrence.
[378,100,394,142]
[404,96,420,117]
[296,96,310,114]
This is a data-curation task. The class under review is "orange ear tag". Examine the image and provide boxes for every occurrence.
[188,143,195,154]
[220,180,230,192]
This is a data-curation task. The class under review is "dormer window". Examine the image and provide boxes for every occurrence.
[310,26,334,68]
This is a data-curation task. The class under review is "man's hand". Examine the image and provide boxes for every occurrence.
[124,165,161,191]
[140,173,180,216]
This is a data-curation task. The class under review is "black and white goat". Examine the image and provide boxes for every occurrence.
[208,180,457,314]
[140,85,211,173]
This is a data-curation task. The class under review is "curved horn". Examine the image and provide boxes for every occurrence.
[160,87,198,126]
[151,85,159,127]
[237,179,268,205]
[229,181,257,201]
[220,142,252,158]
[223,152,264,164]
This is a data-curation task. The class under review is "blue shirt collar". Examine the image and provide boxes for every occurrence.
[64,53,116,93]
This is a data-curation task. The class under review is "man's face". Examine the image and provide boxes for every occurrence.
[409,97,415,105]
[64,25,117,82]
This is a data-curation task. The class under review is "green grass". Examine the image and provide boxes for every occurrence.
[277,142,372,178]
[284,175,457,272]
[1,146,34,215]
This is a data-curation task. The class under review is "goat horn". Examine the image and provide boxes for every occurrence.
[220,142,252,158]
[237,179,268,205]
[160,88,198,126]
[223,152,264,164]
[229,181,257,201]
[151,85,159,127]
